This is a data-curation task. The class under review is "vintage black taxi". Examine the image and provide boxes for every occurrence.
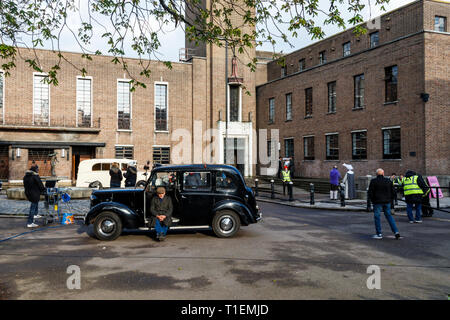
[84,164,262,240]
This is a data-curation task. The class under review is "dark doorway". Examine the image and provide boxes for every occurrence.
[224,137,245,176]
[72,146,96,184]
[0,146,9,180]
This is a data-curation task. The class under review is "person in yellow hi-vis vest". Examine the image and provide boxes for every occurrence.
[281,166,291,195]
[400,170,428,223]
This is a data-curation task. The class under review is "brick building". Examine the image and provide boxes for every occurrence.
[256,0,449,179]
[0,0,448,185]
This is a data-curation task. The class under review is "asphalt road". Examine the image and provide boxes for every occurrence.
[0,202,449,300]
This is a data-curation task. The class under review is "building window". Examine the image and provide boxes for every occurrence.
[327,81,337,113]
[435,16,447,32]
[281,65,287,77]
[153,146,170,164]
[299,59,306,72]
[267,140,272,158]
[268,98,275,123]
[115,146,134,159]
[303,136,314,160]
[352,131,367,160]
[354,74,365,109]
[0,71,3,123]
[326,134,339,160]
[319,51,326,64]
[305,87,313,117]
[343,42,351,56]
[117,80,131,130]
[76,77,92,127]
[383,128,401,159]
[285,138,294,158]
[370,32,379,48]
[385,65,398,103]
[229,85,240,122]
[28,148,54,176]
[155,83,168,131]
[33,74,50,125]
[285,93,292,121]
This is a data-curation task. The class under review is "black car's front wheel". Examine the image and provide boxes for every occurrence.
[212,210,241,238]
[93,211,122,241]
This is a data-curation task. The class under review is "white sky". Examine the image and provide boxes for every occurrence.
[21,0,417,62]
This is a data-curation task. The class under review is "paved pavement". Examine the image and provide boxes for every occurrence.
[0,201,448,300]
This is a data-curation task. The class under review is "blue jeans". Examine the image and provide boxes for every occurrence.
[373,203,399,235]
[155,219,168,236]
[406,202,422,222]
[28,202,39,224]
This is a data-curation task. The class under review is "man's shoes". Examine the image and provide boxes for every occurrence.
[159,234,166,242]
[414,220,423,223]
[395,232,401,240]
[409,221,415,224]
[27,223,39,228]
[372,234,383,240]
[155,233,161,241]
[33,214,43,218]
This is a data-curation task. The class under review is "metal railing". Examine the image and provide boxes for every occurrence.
[1,114,101,129]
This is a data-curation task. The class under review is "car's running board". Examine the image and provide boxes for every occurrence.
[138,225,211,231]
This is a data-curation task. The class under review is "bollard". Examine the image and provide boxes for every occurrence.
[339,184,346,207]
[366,187,372,212]
[310,183,315,205]
[270,180,275,199]
[288,182,294,201]
[435,186,440,209]
[394,185,398,206]
[283,182,286,195]
[254,179,259,197]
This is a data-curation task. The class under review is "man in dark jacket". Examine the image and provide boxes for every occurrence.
[23,165,46,228]
[149,187,173,241]
[124,161,137,187]
[368,168,400,240]
[400,170,428,223]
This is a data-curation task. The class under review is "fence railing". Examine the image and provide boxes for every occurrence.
[0,114,101,129]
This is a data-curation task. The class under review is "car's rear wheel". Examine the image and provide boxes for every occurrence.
[136,180,146,188]
[89,181,103,189]
[212,210,241,238]
[93,211,122,241]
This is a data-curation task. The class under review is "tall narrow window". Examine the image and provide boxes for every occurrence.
[117,80,131,130]
[229,85,240,122]
[326,134,339,160]
[319,51,326,64]
[153,146,170,164]
[328,81,336,113]
[354,74,365,109]
[383,128,401,159]
[303,136,314,160]
[352,131,367,160]
[343,42,351,56]
[33,74,50,125]
[434,16,447,32]
[155,83,168,131]
[299,59,306,72]
[281,65,287,77]
[285,138,294,158]
[267,140,272,158]
[370,32,379,48]
[305,87,313,117]
[268,98,275,123]
[285,93,292,121]
[385,65,398,103]
[0,71,3,123]
[76,77,92,127]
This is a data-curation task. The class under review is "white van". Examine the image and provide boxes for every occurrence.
[76,159,149,188]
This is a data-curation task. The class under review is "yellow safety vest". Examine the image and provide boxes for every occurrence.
[282,170,291,182]
[402,176,424,196]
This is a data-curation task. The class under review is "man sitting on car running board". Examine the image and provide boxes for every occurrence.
[149,187,173,241]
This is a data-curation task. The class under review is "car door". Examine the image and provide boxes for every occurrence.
[180,171,214,226]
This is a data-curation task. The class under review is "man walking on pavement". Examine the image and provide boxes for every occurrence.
[368,168,401,240]
[23,164,46,228]
[400,170,428,223]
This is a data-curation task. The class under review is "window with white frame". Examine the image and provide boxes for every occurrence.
[33,74,50,125]
[117,80,131,130]
[155,83,168,131]
[326,134,339,160]
[285,93,292,121]
[115,145,134,159]
[76,77,92,127]
[153,146,170,164]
